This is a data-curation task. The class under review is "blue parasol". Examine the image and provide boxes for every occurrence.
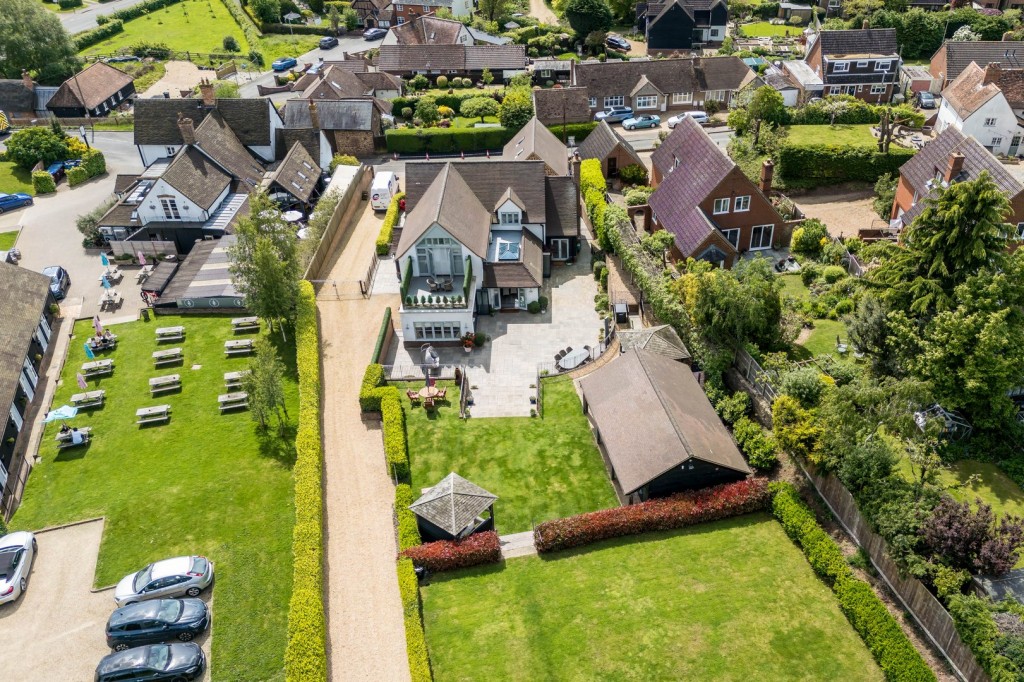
[100,252,109,268]
[44,405,78,422]
[101,275,111,289]
[84,343,95,360]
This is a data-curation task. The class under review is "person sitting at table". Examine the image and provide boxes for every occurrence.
[60,423,71,435]
[103,330,113,341]
[71,427,83,445]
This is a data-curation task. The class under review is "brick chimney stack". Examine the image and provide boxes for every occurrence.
[198,78,215,107]
[945,152,965,183]
[308,101,320,129]
[984,62,1003,85]
[21,70,33,91]
[177,113,196,145]
[760,159,774,193]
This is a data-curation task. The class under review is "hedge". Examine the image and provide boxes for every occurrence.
[778,144,915,185]
[371,307,392,364]
[546,121,598,144]
[217,0,263,50]
[59,0,84,8]
[392,92,496,117]
[948,594,1020,681]
[398,558,432,681]
[534,479,770,553]
[400,530,502,572]
[396,483,423,551]
[67,166,89,186]
[110,0,185,22]
[31,171,56,195]
[732,416,778,470]
[74,20,124,51]
[580,158,608,249]
[376,191,404,256]
[385,127,516,153]
[769,483,935,682]
[284,281,328,682]
[359,363,388,411]
[382,391,409,480]
[263,23,333,35]
[81,149,106,177]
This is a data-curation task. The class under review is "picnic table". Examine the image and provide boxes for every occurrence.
[136,265,154,284]
[88,334,118,351]
[224,370,250,389]
[418,386,440,399]
[136,404,171,425]
[557,348,590,371]
[152,347,183,366]
[81,359,114,377]
[231,316,260,333]
[54,426,92,443]
[99,290,123,311]
[98,267,122,285]
[70,390,105,409]
[155,326,185,342]
[149,374,181,395]
[224,339,253,356]
[218,392,249,412]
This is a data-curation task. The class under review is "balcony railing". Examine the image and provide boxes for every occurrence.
[400,256,474,309]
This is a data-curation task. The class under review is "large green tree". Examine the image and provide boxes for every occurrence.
[243,337,290,434]
[0,0,79,84]
[4,126,70,170]
[745,85,786,146]
[498,87,534,129]
[564,0,613,38]
[460,96,499,122]
[478,0,510,22]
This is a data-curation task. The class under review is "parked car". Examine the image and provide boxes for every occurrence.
[594,105,634,123]
[0,192,32,214]
[103,55,140,63]
[319,36,339,49]
[622,114,661,130]
[606,34,630,51]
[114,556,214,607]
[667,110,709,128]
[916,91,936,109]
[363,27,387,40]
[271,56,298,72]
[41,266,70,300]
[95,643,205,682]
[0,532,37,605]
[106,599,210,651]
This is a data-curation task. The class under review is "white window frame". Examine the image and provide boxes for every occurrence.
[875,60,892,72]
[985,117,998,127]
[856,60,868,68]
[713,197,730,214]
[550,238,570,260]
[413,321,461,341]
[396,16,405,24]
[160,197,180,220]
[734,195,751,212]
[635,95,658,109]
[604,95,624,107]
[992,136,1004,147]
[709,28,719,38]
[588,97,597,108]
[395,3,404,9]
[750,224,774,250]
[499,211,519,224]
[672,92,693,105]
[832,61,849,73]
[722,228,740,248]
[870,84,886,95]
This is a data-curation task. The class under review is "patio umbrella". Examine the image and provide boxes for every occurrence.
[282,210,303,223]
[100,252,110,268]
[101,275,111,289]
[296,228,309,240]
[44,405,78,423]
[138,252,147,266]
[76,373,88,390]
[84,343,95,360]
[92,314,104,337]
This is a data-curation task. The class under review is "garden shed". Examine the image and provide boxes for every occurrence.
[578,349,750,504]
[574,121,645,179]
[410,472,498,541]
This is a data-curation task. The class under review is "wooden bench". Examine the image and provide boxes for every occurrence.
[54,426,92,444]
[70,390,105,409]
[218,392,249,412]
[224,339,253,356]
[152,348,183,366]
[149,374,181,395]
[136,405,171,425]
[81,360,114,378]
[224,370,250,389]
[155,326,185,343]
[231,316,260,333]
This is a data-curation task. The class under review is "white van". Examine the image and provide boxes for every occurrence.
[370,171,399,211]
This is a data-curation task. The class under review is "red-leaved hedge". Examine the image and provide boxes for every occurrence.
[534,478,770,553]
[400,530,501,572]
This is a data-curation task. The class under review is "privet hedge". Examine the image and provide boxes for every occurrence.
[358,363,410,480]
[31,171,56,195]
[579,158,607,249]
[371,307,392,364]
[396,483,423,551]
[285,281,328,682]
[376,192,405,256]
[398,558,432,681]
[385,127,516,153]
[74,20,125,51]
[779,144,915,185]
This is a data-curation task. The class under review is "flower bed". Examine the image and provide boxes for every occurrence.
[400,530,501,572]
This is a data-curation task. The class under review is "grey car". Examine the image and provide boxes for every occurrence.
[594,105,634,123]
[114,556,214,607]
[0,531,37,605]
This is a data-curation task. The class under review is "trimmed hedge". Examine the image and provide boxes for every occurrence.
[31,171,56,194]
[67,166,89,186]
[385,127,515,153]
[397,558,432,681]
[376,191,404,256]
[779,144,915,185]
[359,363,388,411]
[81,148,106,177]
[74,20,124,51]
[769,483,935,682]
[580,158,608,250]
[382,391,409,480]
[284,281,328,682]
[59,0,84,9]
[110,0,185,22]
[400,530,502,572]
[392,92,495,117]
[534,479,771,554]
[546,121,598,144]
[371,307,392,364]
[263,23,332,35]
[396,483,423,551]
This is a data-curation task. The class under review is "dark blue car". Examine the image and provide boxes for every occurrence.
[271,56,297,72]
[95,643,205,682]
[106,599,210,651]
[0,192,32,214]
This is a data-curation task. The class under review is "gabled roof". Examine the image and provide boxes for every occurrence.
[162,147,232,211]
[377,44,527,72]
[943,62,1024,117]
[390,14,465,45]
[404,160,547,224]
[618,325,691,362]
[299,66,372,100]
[812,29,898,58]
[48,62,133,111]
[0,263,50,422]
[532,87,592,126]
[193,112,266,189]
[264,141,320,203]
[0,79,34,114]
[643,0,724,22]
[396,164,492,258]
[502,116,569,175]
[573,56,754,99]
[278,127,322,165]
[283,99,382,131]
[409,473,497,536]
[934,41,1024,83]
[134,98,273,147]
[578,349,750,495]
[544,176,579,237]
[577,120,644,168]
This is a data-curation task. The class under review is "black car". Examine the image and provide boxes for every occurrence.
[106,599,210,651]
[319,35,338,49]
[95,643,205,682]
[41,266,70,300]
[606,34,630,51]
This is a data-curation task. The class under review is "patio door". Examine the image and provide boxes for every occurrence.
[517,289,527,309]
[431,248,451,276]
[750,224,774,250]
[551,238,570,261]
[1011,135,1022,157]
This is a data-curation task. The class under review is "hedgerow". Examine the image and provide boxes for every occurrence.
[74,20,125,51]
[579,159,609,250]
[376,192,405,256]
[359,363,388,411]
[396,483,423,551]
[400,530,502,572]
[778,144,915,186]
[385,127,516,153]
[284,281,328,682]
[398,558,432,681]
[371,307,392,364]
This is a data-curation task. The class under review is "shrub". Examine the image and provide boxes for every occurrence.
[32,171,56,194]
[779,144,915,186]
[223,35,240,52]
[397,558,432,681]
[73,19,125,51]
[772,395,821,461]
[534,479,770,553]
[284,282,328,682]
[385,127,515,153]
[436,75,448,88]
[59,0,83,8]
[780,367,826,409]
[821,265,846,284]
[527,300,541,314]
[715,391,750,425]
[396,483,423,551]
[546,121,598,144]
[401,530,502,572]
[791,218,829,256]
[329,154,359,172]
[625,186,653,206]
[67,166,90,187]
[618,163,648,186]
[800,263,820,286]
[376,191,405,256]
[732,416,778,470]
[81,149,106,177]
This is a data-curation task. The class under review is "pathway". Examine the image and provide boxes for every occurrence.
[318,199,409,681]
[141,61,203,99]
[529,0,559,25]
[499,531,537,559]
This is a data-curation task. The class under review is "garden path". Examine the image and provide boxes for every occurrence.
[140,61,203,99]
[499,530,537,559]
[529,0,559,25]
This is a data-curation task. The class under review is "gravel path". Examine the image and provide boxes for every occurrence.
[529,0,559,25]
[318,199,409,681]
[141,61,204,99]
[795,186,879,239]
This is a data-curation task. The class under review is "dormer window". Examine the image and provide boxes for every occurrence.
[499,211,520,225]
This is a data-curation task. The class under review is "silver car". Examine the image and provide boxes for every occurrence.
[0,531,37,604]
[114,556,214,607]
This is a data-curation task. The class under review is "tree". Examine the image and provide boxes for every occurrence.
[951,24,981,41]
[846,294,900,376]
[498,87,534,129]
[0,0,79,85]
[585,30,608,55]
[822,98,850,126]
[746,85,786,146]
[251,0,281,22]
[213,80,240,98]
[243,337,290,434]
[460,96,499,121]
[872,172,897,219]
[415,97,440,125]
[229,194,301,337]
[607,0,633,21]
[478,0,510,22]
[410,74,429,92]
[4,127,69,170]
[223,35,241,52]
[564,0,613,37]
[327,4,341,34]
[342,7,359,29]
[921,497,1024,575]
[640,230,674,260]
[481,67,494,85]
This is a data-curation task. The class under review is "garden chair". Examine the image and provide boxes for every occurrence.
[436,388,447,401]
[424,397,435,410]
[406,389,421,404]
[555,351,565,362]
[442,280,454,292]
[426,277,439,292]
[836,336,848,355]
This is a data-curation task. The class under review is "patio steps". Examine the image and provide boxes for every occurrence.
[499,531,537,559]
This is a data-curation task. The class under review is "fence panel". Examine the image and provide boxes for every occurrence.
[303,165,373,281]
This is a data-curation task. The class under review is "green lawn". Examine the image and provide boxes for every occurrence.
[452,116,500,128]
[778,273,810,302]
[786,124,877,148]
[0,162,33,195]
[796,318,849,361]
[404,378,617,532]
[80,0,249,56]
[255,34,321,66]
[12,314,297,681]
[0,230,18,250]
[422,514,883,681]
[740,21,803,38]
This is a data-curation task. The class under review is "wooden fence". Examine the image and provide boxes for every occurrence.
[734,347,779,402]
[303,164,373,282]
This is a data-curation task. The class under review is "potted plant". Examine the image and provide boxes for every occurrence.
[461,332,475,353]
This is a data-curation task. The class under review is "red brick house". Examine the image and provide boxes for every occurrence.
[804,29,900,103]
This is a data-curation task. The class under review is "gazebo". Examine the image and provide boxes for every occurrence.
[409,472,497,542]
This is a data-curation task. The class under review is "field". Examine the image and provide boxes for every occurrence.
[12,314,298,681]
[422,514,883,681]
[0,230,18,250]
[80,0,249,55]
[403,378,617,533]
[0,162,33,195]
[255,34,321,66]
[740,21,803,38]
[785,124,878,148]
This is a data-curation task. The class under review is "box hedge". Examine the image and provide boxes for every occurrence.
[396,483,423,551]
[31,171,56,195]
[385,127,516,153]
[400,530,502,572]
[778,144,915,185]
[376,191,404,256]
[382,391,409,480]
[67,166,90,187]
[284,281,328,682]
[398,558,432,681]
[359,363,387,411]
[370,307,392,364]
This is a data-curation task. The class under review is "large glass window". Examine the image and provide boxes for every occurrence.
[160,198,180,220]
[604,96,624,107]
[413,322,462,340]
[635,95,658,109]
[672,92,692,104]
[750,224,774,250]
[551,238,570,260]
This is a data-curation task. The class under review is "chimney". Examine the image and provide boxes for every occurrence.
[862,19,869,29]
[308,101,320,129]
[21,70,33,91]
[945,153,965,183]
[198,78,215,107]
[177,113,196,145]
[984,62,1002,85]
[760,159,774,193]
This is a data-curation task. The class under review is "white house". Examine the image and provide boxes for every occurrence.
[936,61,1024,157]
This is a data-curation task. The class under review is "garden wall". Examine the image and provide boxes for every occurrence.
[303,164,373,281]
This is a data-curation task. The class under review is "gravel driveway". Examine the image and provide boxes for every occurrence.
[795,186,880,239]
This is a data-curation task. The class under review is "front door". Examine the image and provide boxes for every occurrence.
[607,157,618,178]
[1011,135,1022,157]
[551,238,570,261]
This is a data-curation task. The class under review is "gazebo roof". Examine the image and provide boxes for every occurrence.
[409,472,497,536]
[617,324,691,363]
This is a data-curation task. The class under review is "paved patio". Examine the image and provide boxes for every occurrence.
[382,258,604,417]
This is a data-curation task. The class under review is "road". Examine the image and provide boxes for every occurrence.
[58,0,150,35]
[618,121,734,151]
[237,35,379,100]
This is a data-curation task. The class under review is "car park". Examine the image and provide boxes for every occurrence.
[0,192,32,213]
[271,56,298,72]
[594,105,634,123]
[41,266,71,300]
[667,110,709,128]
[606,34,630,51]
[0,532,37,605]
[106,599,210,651]
[95,643,205,682]
[916,91,936,109]
[363,27,387,40]
[622,114,661,130]
[114,556,214,607]
[319,36,339,49]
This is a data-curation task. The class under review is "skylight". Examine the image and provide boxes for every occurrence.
[498,241,520,261]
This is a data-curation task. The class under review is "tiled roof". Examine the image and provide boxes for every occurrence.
[134,98,272,146]
[390,14,465,44]
[278,127,322,164]
[941,62,1002,118]
[283,99,379,131]
[648,0,724,24]
[377,44,527,72]
[193,112,266,189]
[0,263,50,424]
[161,147,232,211]
[482,231,543,287]
[48,62,133,110]
[355,71,402,92]
[0,79,34,114]
[532,87,591,126]
[264,141,320,203]
[502,116,569,175]
[544,176,579,237]
[814,29,898,58]
[397,164,493,258]
[618,325,691,362]
[465,45,526,70]
[113,174,141,195]
[578,349,750,495]
[405,160,547,224]
[409,472,496,536]
[577,120,644,168]
[935,41,1024,82]
[299,66,371,99]
[573,56,754,100]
